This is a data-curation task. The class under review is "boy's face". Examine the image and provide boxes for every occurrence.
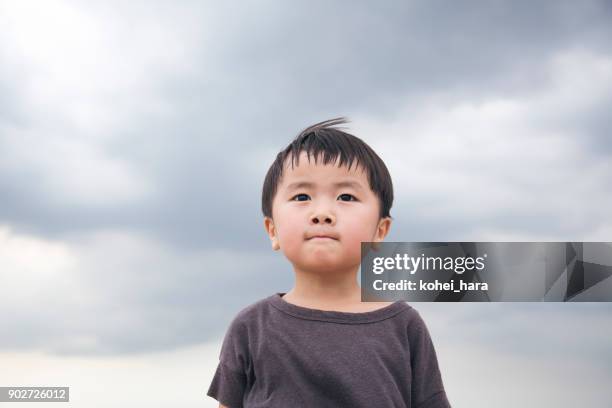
[264,151,391,274]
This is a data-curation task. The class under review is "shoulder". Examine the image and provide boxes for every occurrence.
[218,295,275,359]
[226,294,275,332]
[393,303,430,335]
[361,301,424,333]
[387,301,420,322]
[400,305,439,348]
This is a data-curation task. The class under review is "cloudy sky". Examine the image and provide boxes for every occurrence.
[1,0,611,407]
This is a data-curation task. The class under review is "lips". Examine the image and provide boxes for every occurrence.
[306,233,339,241]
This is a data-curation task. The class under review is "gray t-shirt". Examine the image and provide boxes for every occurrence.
[207,293,451,408]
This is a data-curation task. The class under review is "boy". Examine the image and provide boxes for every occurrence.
[207,118,451,407]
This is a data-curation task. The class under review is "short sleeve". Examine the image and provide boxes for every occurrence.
[407,311,451,408]
[207,315,251,407]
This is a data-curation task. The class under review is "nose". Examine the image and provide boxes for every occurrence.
[310,211,336,225]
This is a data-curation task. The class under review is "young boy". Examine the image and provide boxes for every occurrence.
[207,118,451,407]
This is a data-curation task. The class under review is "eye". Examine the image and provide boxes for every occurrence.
[338,193,357,202]
[291,193,310,202]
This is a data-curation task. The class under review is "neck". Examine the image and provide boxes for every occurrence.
[284,265,362,307]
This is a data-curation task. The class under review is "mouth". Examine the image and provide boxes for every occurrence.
[307,235,338,241]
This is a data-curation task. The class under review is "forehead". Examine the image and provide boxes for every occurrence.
[279,151,368,187]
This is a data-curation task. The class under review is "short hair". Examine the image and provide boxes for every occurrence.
[261,117,394,220]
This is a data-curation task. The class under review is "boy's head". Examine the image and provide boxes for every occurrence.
[262,117,394,273]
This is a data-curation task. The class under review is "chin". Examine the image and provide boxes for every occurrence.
[301,258,349,272]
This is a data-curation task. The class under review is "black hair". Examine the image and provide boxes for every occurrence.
[261,117,394,220]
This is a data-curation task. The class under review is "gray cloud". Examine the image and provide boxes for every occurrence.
[421,302,612,377]
[2,0,612,249]
[0,227,292,355]
[0,0,611,364]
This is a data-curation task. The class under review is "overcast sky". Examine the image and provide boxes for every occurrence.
[1,1,611,407]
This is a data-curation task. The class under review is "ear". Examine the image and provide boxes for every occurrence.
[263,216,280,251]
[373,217,392,242]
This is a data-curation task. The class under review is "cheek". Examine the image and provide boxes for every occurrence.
[347,234,371,257]
[342,209,379,241]
[341,222,377,256]
[343,224,370,243]
[276,222,303,251]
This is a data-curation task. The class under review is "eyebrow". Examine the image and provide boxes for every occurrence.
[285,180,364,191]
